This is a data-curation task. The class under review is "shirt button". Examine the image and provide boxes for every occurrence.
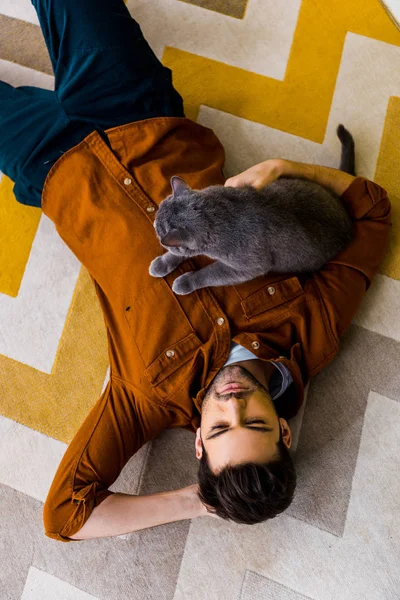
[216,317,225,326]
[124,177,132,185]
[147,206,155,213]
[166,349,175,358]
[267,286,276,295]
[252,341,260,349]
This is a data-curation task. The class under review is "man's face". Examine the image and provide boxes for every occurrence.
[195,360,292,474]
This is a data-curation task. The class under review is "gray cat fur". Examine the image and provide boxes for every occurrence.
[149,124,355,295]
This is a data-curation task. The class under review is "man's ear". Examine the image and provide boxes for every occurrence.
[171,175,190,195]
[279,418,292,449]
[195,427,203,460]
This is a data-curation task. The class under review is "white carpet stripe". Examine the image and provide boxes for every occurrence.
[0,57,54,90]
[21,566,99,600]
[135,0,302,80]
[0,415,67,503]
[381,0,400,25]
[0,0,38,25]
[323,32,400,180]
[199,104,334,180]
[0,212,81,373]
[353,275,400,341]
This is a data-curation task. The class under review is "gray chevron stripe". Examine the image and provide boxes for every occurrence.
[0,14,52,74]
[288,324,400,536]
[179,0,247,19]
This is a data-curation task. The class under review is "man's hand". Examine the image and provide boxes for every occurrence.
[224,157,357,198]
[224,159,283,191]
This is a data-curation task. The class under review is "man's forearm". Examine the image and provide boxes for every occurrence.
[277,159,357,197]
[69,487,201,540]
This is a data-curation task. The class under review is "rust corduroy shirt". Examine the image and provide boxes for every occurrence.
[41,116,392,541]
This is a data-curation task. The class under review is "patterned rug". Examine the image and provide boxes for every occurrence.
[1,1,400,599]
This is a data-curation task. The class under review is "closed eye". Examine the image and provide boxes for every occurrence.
[212,419,266,431]
[206,419,274,441]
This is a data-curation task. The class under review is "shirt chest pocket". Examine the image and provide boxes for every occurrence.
[239,276,306,322]
[124,276,203,400]
[144,332,202,401]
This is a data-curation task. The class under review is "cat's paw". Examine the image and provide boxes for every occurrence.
[149,256,172,278]
[172,273,197,295]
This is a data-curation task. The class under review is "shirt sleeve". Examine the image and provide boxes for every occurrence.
[43,378,173,542]
[312,177,392,340]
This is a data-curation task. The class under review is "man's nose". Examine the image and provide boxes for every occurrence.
[223,396,247,415]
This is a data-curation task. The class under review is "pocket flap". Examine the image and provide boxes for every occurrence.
[241,277,304,319]
[144,332,202,386]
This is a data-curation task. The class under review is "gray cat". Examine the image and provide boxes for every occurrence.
[149,124,355,296]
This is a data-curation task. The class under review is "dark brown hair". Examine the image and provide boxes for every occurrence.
[197,427,296,524]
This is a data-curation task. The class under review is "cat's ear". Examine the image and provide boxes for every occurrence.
[161,228,187,247]
[171,176,190,195]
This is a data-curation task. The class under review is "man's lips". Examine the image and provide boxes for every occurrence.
[218,383,249,394]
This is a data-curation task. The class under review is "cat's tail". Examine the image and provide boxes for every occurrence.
[337,124,356,175]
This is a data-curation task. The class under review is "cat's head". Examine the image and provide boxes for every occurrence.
[153,175,252,258]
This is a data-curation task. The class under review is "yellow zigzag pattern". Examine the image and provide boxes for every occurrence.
[0,266,109,442]
[168,0,400,139]
[1,0,399,298]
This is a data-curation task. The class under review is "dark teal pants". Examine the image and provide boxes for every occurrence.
[0,0,185,208]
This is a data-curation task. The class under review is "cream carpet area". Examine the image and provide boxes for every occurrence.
[0,1,400,599]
